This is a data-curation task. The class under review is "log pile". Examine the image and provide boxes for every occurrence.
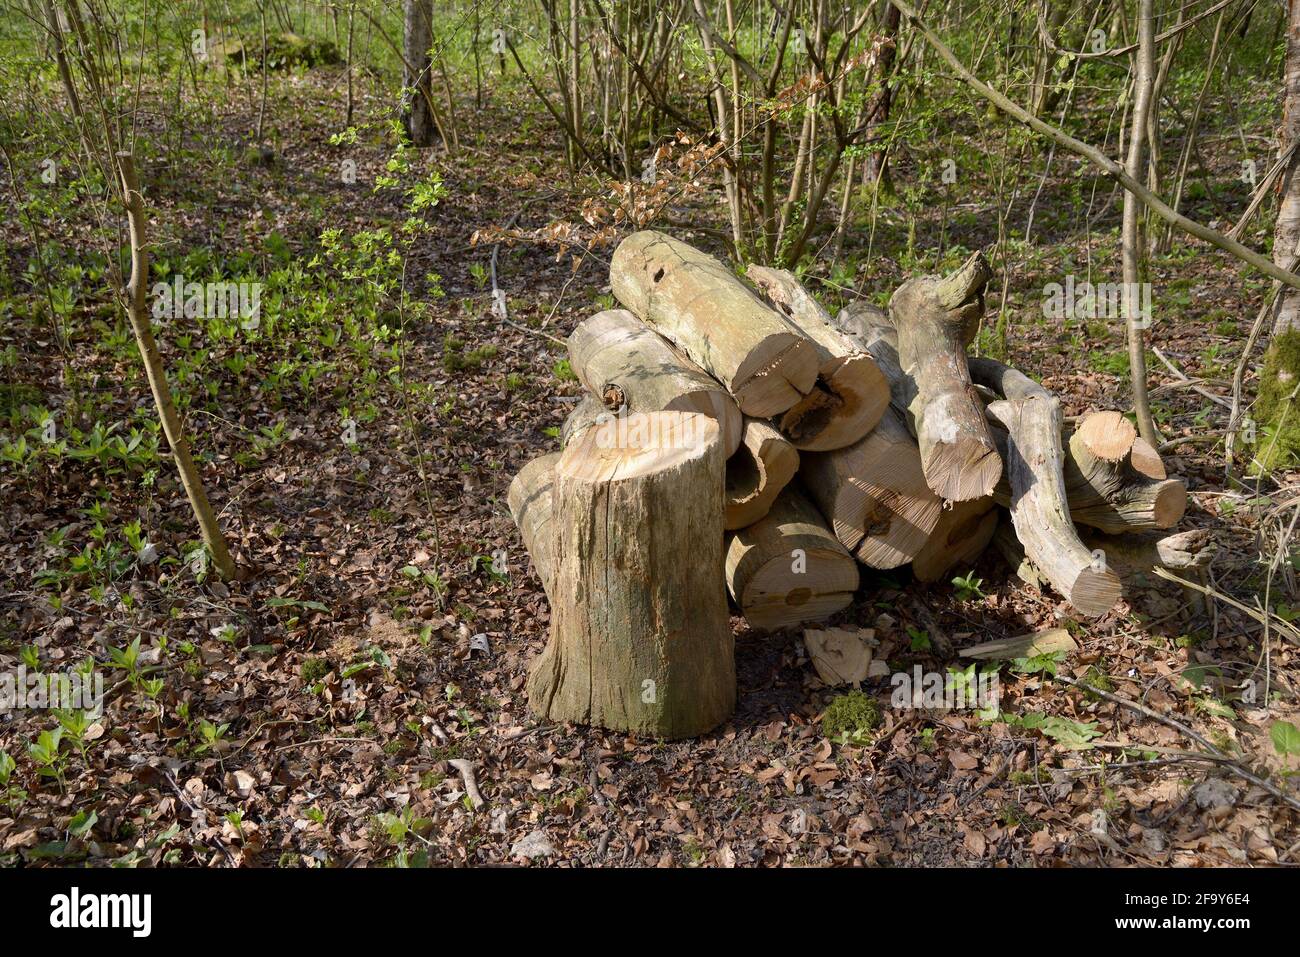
[508,230,1191,738]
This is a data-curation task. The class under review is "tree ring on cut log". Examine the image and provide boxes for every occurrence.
[724,418,799,530]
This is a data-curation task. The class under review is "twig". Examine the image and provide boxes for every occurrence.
[447,758,486,810]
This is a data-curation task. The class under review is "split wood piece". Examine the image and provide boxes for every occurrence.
[609,231,819,417]
[800,408,943,568]
[724,417,799,530]
[567,308,742,456]
[910,495,999,583]
[745,265,890,450]
[885,252,1002,502]
[803,626,876,685]
[1079,527,1216,597]
[528,411,735,739]
[1063,412,1187,534]
[959,628,1079,661]
[725,486,859,632]
[506,452,560,599]
[979,365,1121,617]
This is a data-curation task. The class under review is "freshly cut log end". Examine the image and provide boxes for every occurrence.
[725,417,799,530]
[609,231,820,417]
[993,513,1123,616]
[745,265,890,450]
[507,452,560,598]
[921,426,1003,502]
[1065,564,1126,618]
[800,408,943,568]
[567,308,742,456]
[725,486,858,631]
[1074,410,1137,462]
[528,410,735,740]
[911,495,998,583]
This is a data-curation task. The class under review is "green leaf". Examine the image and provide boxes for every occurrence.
[1271,720,1300,757]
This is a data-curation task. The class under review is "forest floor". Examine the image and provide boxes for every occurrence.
[1,63,1297,867]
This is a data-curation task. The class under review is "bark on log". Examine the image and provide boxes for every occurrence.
[725,417,799,530]
[885,252,1002,502]
[800,408,943,568]
[507,452,560,598]
[745,265,890,450]
[725,486,859,631]
[910,495,999,583]
[980,366,1122,617]
[527,411,735,739]
[609,231,819,417]
[568,308,742,456]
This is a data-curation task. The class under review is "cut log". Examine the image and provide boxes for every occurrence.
[745,265,890,450]
[507,452,560,598]
[884,252,1002,501]
[725,417,799,530]
[528,411,735,739]
[910,495,999,583]
[979,365,1121,617]
[800,408,943,568]
[567,308,742,457]
[725,486,859,631]
[609,231,820,417]
[1063,412,1186,533]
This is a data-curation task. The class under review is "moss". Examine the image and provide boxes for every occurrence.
[300,656,330,684]
[1253,330,1300,471]
[821,690,881,741]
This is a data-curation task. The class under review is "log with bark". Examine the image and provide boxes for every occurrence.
[745,265,890,451]
[974,362,1122,617]
[883,252,1003,502]
[568,308,743,456]
[725,417,799,530]
[724,486,859,631]
[800,408,943,568]
[1061,410,1187,533]
[527,410,735,739]
[610,231,820,417]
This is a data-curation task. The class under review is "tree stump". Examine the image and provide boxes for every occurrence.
[527,410,736,739]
